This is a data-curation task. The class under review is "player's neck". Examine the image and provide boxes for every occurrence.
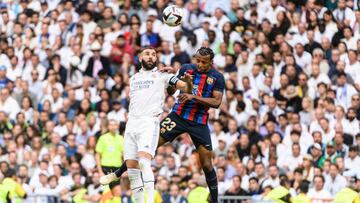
[140,67,157,72]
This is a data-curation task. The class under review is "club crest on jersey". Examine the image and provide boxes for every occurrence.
[207,77,214,85]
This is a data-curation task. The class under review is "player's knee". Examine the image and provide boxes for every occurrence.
[127,168,143,189]
[202,161,213,173]
[200,157,213,173]
[126,160,139,168]
[139,157,154,182]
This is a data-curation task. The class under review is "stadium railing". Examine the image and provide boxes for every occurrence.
[219,196,274,203]
[13,195,61,203]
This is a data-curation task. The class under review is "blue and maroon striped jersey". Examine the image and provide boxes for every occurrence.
[172,64,225,124]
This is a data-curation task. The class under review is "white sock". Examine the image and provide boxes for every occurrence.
[139,158,155,203]
[128,168,144,203]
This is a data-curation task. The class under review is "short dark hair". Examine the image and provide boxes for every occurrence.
[299,180,310,193]
[290,130,301,137]
[5,169,16,178]
[140,46,156,53]
[196,47,215,60]
[249,177,259,182]
[313,175,325,183]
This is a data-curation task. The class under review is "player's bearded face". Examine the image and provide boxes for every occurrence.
[141,49,157,70]
[142,59,156,70]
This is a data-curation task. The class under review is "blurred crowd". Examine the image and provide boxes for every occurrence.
[0,0,360,202]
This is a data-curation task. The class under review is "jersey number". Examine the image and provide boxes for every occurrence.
[161,118,176,131]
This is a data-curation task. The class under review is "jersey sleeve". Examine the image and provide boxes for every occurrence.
[162,73,178,88]
[213,72,225,92]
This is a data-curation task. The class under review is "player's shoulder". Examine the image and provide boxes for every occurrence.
[180,63,196,71]
[209,68,225,80]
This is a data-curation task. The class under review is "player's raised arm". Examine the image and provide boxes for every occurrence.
[166,73,193,94]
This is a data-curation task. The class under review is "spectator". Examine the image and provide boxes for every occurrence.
[224,175,248,202]
[307,175,332,203]
[324,163,347,196]
[85,41,111,78]
[169,183,187,203]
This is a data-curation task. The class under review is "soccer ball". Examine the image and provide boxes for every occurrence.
[162,5,184,27]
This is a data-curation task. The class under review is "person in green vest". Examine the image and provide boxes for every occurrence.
[334,187,360,203]
[100,181,122,203]
[0,183,10,203]
[291,180,311,203]
[187,176,210,203]
[95,119,124,191]
[73,188,88,203]
[264,186,290,203]
[264,176,291,203]
[1,169,26,203]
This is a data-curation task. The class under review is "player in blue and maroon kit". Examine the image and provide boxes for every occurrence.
[100,47,225,203]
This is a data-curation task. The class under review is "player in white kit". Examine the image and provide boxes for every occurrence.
[124,47,192,203]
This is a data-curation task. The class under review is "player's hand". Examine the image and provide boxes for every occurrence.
[181,73,193,93]
[180,73,193,83]
[177,93,194,102]
[159,66,176,73]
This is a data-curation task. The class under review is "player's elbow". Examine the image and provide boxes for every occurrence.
[167,86,176,95]
[212,100,222,108]
[213,104,221,108]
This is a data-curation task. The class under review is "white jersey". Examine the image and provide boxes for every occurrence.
[128,67,176,118]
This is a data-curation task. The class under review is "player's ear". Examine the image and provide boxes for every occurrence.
[139,53,142,61]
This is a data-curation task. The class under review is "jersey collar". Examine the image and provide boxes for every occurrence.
[140,67,158,73]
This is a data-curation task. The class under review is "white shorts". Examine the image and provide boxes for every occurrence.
[123,116,160,161]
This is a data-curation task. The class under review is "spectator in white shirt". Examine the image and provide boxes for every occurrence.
[341,26,358,50]
[222,118,239,147]
[217,166,231,195]
[249,63,265,91]
[107,100,126,125]
[265,0,286,25]
[54,112,68,137]
[41,87,64,113]
[159,156,179,180]
[307,175,332,203]
[307,64,331,99]
[325,164,347,196]
[345,49,360,81]
[319,117,335,144]
[22,54,46,82]
[209,8,230,32]
[262,165,280,189]
[211,120,226,150]
[230,100,250,128]
[343,107,360,138]
[236,51,253,88]
[280,143,303,172]
[333,0,356,26]
[294,43,312,69]
[6,55,23,81]
[335,72,357,110]
[0,87,20,120]
[344,146,360,176]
